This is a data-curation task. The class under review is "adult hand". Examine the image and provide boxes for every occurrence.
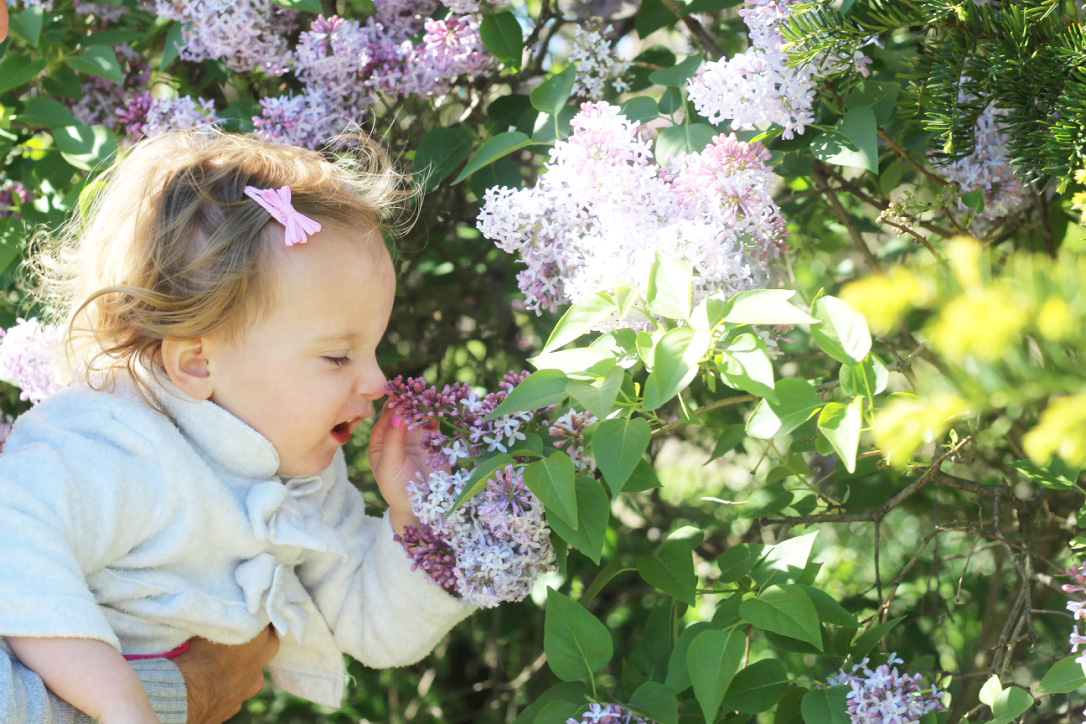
[172,628,279,724]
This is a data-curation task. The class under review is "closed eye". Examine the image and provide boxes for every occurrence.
[323,355,352,368]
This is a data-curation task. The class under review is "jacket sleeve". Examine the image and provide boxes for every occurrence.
[0,649,187,724]
[296,456,475,668]
[0,393,164,647]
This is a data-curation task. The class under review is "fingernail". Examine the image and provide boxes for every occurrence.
[391,414,403,428]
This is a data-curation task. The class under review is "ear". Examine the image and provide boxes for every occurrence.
[161,338,213,400]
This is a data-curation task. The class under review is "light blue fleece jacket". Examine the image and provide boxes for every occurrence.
[0,377,474,708]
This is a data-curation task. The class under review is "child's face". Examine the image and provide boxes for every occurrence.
[202,224,395,476]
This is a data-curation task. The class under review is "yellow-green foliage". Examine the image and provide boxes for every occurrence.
[842,237,1086,467]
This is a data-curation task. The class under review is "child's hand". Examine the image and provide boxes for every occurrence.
[369,409,445,533]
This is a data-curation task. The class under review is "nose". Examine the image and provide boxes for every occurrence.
[355,356,388,400]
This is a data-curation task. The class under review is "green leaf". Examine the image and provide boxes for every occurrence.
[839,355,889,397]
[843,80,900,124]
[480,11,524,70]
[740,585,823,650]
[524,453,578,528]
[716,333,776,400]
[688,628,745,724]
[1037,656,1086,694]
[531,346,614,375]
[53,124,118,172]
[453,131,533,183]
[592,416,652,496]
[978,676,1034,724]
[65,45,125,84]
[544,588,613,683]
[801,686,850,724]
[716,544,764,582]
[1011,458,1081,491]
[547,477,609,564]
[16,98,78,129]
[649,53,704,87]
[722,659,789,713]
[746,379,822,439]
[636,0,679,37]
[795,585,857,627]
[511,682,588,724]
[543,292,615,352]
[817,397,863,473]
[751,531,818,586]
[850,616,905,659]
[811,106,879,173]
[655,123,716,164]
[10,6,45,47]
[721,289,818,325]
[962,189,985,212]
[630,681,679,724]
[0,55,46,94]
[161,23,185,71]
[415,126,475,192]
[531,65,577,116]
[647,254,693,320]
[447,453,516,515]
[623,458,662,493]
[664,622,716,694]
[566,366,624,420]
[531,105,576,143]
[489,369,569,417]
[811,296,872,365]
[621,96,659,124]
[272,0,322,10]
[643,327,711,410]
[637,540,697,605]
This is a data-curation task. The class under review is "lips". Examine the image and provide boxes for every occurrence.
[331,421,352,444]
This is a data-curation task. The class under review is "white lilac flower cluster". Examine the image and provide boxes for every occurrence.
[477,101,786,321]
[385,373,594,607]
[0,318,67,405]
[826,653,944,723]
[566,703,651,724]
[935,104,1032,222]
[1063,563,1086,670]
[687,0,871,140]
[568,24,631,100]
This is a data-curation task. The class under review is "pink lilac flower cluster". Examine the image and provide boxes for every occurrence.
[826,653,944,723]
[0,319,67,405]
[70,46,151,129]
[252,90,345,150]
[73,0,126,21]
[411,16,490,97]
[566,703,652,724]
[153,0,295,76]
[477,101,786,322]
[386,372,592,607]
[0,181,32,218]
[687,0,871,140]
[936,104,1031,222]
[373,0,437,35]
[122,95,219,142]
[1063,562,1086,669]
[568,24,631,100]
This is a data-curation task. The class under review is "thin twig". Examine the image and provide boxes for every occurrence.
[878,127,948,187]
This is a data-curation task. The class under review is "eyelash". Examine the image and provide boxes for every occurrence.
[323,356,352,368]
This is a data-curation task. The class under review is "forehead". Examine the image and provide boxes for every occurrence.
[262,222,395,328]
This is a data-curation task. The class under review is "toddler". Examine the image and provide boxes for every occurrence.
[0,129,473,722]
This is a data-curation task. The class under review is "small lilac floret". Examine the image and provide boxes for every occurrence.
[826,653,944,723]
[0,319,67,404]
[567,703,652,724]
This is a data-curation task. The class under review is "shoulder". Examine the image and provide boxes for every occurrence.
[6,384,175,454]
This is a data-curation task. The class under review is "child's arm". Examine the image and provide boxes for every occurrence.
[7,636,157,724]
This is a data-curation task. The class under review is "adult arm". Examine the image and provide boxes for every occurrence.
[0,630,279,724]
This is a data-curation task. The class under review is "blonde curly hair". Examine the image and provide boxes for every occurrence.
[33,128,409,394]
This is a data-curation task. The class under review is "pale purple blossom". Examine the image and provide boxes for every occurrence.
[442,0,489,13]
[408,15,491,97]
[73,0,126,20]
[935,104,1031,222]
[568,24,630,100]
[1066,563,1086,670]
[0,319,67,405]
[827,653,944,723]
[154,0,295,76]
[567,703,651,724]
[477,102,785,324]
[549,409,596,473]
[252,90,344,150]
[373,0,438,36]
[139,96,219,139]
[70,46,150,129]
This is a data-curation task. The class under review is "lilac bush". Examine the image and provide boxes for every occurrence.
[827,653,944,723]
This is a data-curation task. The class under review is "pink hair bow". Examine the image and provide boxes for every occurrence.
[243,185,322,246]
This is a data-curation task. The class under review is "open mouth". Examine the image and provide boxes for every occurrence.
[331,421,352,444]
